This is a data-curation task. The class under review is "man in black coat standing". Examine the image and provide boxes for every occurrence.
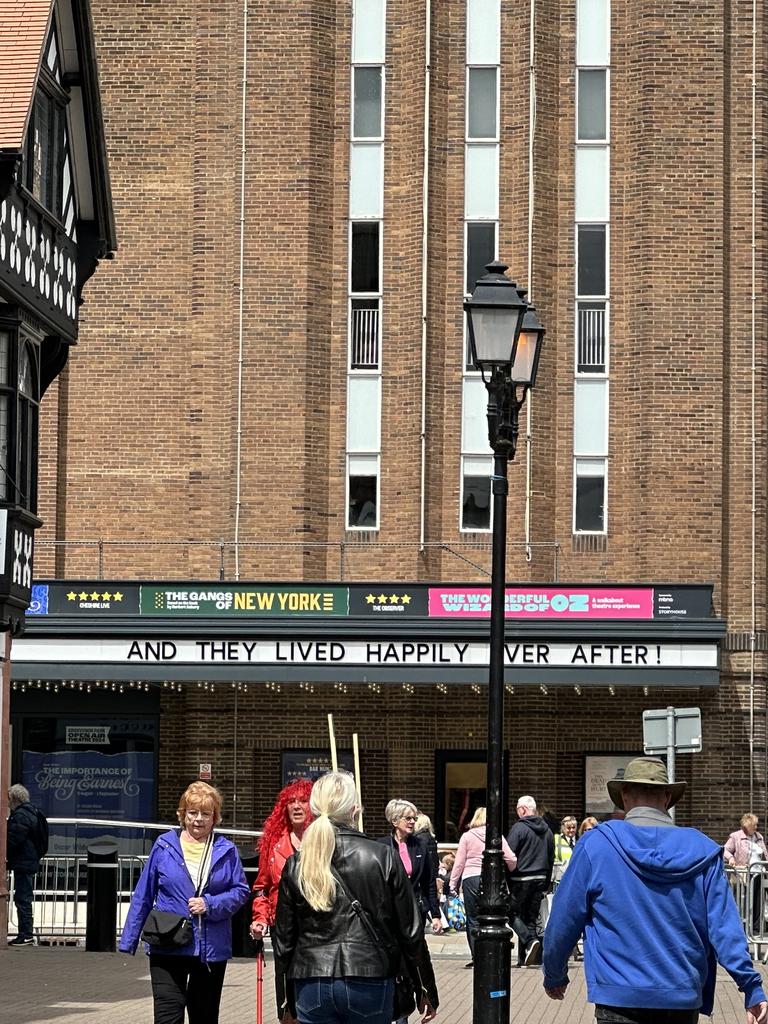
[7,784,45,945]
[506,794,554,968]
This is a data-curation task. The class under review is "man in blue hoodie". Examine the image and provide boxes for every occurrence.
[542,757,767,1024]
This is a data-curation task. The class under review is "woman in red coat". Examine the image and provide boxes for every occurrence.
[250,779,313,939]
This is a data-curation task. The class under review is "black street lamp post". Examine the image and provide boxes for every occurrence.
[464,262,545,1024]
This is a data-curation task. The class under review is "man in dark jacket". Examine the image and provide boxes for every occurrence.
[6,783,45,945]
[506,793,554,968]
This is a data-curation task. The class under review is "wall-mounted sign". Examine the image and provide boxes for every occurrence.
[13,637,719,669]
[199,763,212,780]
[140,585,348,616]
[428,587,654,619]
[65,725,110,745]
[281,749,355,787]
[27,581,716,621]
[23,749,154,821]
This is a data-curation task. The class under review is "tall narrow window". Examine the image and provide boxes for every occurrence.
[348,0,385,529]
[574,0,610,534]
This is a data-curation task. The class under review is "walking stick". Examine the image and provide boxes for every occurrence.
[255,937,264,1024]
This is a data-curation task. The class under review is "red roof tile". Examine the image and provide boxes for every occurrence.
[0,0,53,150]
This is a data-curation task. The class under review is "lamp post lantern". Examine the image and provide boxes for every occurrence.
[464,262,545,1024]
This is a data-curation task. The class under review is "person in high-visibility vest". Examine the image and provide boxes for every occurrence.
[553,816,578,879]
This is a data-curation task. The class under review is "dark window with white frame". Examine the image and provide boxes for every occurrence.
[353,66,383,139]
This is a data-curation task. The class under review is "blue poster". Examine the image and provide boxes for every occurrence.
[22,749,155,821]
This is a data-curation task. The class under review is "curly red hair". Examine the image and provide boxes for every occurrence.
[259,778,314,853]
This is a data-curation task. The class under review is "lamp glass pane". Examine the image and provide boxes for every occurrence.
[511,329,538,384]
[468,306,517,365]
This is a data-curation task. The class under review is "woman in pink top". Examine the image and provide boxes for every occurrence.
[450,806,517,968]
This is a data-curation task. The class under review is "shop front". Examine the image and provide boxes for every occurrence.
[11,580,725,837]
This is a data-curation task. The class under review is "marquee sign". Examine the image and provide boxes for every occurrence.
[27,581,715,621]
[13,637,719,670]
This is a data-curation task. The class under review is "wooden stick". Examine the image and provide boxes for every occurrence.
[352,732,364,832]
[327,713,338,772]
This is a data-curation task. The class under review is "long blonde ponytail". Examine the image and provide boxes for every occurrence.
[297,772,358,912]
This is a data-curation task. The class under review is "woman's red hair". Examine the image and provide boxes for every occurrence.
[259,778,314,853]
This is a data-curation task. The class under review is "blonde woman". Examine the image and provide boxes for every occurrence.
[449,807,517,968]
[119,782,249,1024]
[273,772,439,1024]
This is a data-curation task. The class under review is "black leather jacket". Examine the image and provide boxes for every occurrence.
[273,825,438,1013]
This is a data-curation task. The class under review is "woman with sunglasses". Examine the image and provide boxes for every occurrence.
[379,800,441,936]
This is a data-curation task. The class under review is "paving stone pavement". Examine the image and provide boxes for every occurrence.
[0,940,763,1024]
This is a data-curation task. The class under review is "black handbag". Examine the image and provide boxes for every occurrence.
[141,831,214,949]
[141,909,195,948]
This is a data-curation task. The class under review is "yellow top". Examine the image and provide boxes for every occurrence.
[180,832,206,887]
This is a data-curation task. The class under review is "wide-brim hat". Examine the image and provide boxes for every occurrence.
[607,756,687,808]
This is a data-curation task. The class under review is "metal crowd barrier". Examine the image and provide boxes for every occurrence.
[725,861,768,958]
[7,817,262,943]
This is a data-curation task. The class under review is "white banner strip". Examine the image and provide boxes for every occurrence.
[12,638,719,669]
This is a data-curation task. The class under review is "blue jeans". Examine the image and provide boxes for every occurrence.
[295,978,394,1024]
[13,871,35,938]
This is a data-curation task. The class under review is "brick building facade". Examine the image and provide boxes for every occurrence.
[11,0,768,842]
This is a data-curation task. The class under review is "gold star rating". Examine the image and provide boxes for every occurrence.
[113,592,123,602]
[378,594,388,604]
[78,592,88,601]
[366,594,376,604]
[66,591,76,601]
[401,594,411,604]
[102,592,111,601]
[90,591,100,600]
[389,595,400,604]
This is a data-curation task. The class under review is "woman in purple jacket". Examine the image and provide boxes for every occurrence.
[119,782,249,1024]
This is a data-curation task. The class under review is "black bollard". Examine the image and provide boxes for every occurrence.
[86,839,119,952]
[231,853,259,957]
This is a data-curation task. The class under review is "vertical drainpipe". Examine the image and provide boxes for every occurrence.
[523,0,537,563]
[419,0,432,554]
[233,0,248,581]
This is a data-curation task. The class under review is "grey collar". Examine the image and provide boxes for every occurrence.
[625,805,675,828]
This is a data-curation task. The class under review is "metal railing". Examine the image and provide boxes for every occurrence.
[351,301,380,368]
[726,862,768,958]
[8,817,262,943]
[577,301,606,373]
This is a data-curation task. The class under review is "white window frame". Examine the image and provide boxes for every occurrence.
[572,457,608,534]
[465,65,500,143]
[346,454,381,532]
[459,454,493,533]
[351,64,386,142]
[575,67,610,144]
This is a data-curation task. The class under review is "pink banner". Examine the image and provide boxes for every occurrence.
[427,587,654,619]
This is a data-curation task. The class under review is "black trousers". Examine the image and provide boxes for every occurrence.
[508,878,547,961]
[149,954,227,1024]
[596,1006,698,1024]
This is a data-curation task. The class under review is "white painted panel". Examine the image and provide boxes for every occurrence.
[463,454,492,476]
[348,453,379,475]
[465,145,499,219]
[347,375,381,451]
[575,147,609,221]
[577,0,609,66]
[352,0,385,63]
[350,144,383,218]
[462,377,493,453]
[467,0,500,64]
[574,379,608,455]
